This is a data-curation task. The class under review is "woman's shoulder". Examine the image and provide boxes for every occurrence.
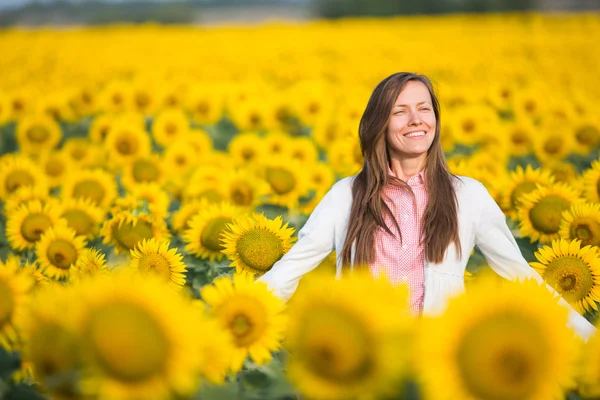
[451,175,490,198]
[328,175,356,198]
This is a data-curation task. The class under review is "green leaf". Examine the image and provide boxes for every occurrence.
[0,348,21,380]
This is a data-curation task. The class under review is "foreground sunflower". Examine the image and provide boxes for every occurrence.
[73,272,205,400]
[284,269,413,400]
[129,238,186,290]
[559,201,600,247]
[529,238,600,315]
[417,278,578,400]
[200,273,287,373]
[36,224,87,280]
[0,263,34,350]
[183,201,242,262]
[5,199,63,251]
[517,182,580,243]
[578,328,600,397]
[221,213,295,276]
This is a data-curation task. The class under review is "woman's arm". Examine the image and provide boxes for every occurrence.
[256,183,339,301]
[472,180,597,341]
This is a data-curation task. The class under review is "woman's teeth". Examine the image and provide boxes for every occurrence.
[404,131,426,138]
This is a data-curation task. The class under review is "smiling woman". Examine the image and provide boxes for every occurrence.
[257,71,596,341]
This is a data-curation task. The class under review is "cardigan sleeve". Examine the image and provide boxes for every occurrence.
[472,181,597,342]
[255,183,338,301]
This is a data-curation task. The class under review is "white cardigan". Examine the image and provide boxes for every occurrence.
[257,175,596,341]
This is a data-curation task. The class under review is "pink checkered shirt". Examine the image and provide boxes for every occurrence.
[370,169,428,317]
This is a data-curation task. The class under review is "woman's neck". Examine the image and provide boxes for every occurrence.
[389,157,426,181]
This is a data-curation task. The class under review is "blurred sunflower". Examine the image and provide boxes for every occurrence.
[530,238,600,314]
[300,162,335,214]
[70,85,97,118]
[288,136,319,164]
[228,131,266,167]
[505,118,536,157]
[74,272,204,400]
[312,118,354,150]
[559,201,600,248]
[101,210,170,255]
[16,113,62,155]
[36,224,87,280]
[193,310,235,385]
[57,197,105,240]
[261,157,309,209]
[162,138,199,179]
[171,198,209,233]
[582,160,600,203]
[104,122,151,167]
[512,89,546,122]
[200,273,287,373]
[263,131,292,157]
[61,168,118,209]
[186,85,224,125]
[71,247,109,282]
[98,81,132,114]
[152,108,190,147]
[572,117,600,154]
[578,328,600,397]
[221,169,270,209]
[517,183,580,243]
[0,261,34,350]
[285,270,412,400]
[6,199,63,251]
[183,201,241,262]
[185,129,214,156]
[129,238,186,290]
[3,185,50,216]
[449,104,498,146]
[121,153,166,189]
[544,160,579,185]
[131,80,160,116]
[0,155,48,200]
[89,114,114,144]
[229,101,274,132]
[417,278,577,400]
[501,165,555,219]
[63,138,102,168]
[2,255,50,289]
[327,137,363,177]
[221,213,295,276]
[126,182,171,218]
[532,124,574,164]
[39,150,74,188]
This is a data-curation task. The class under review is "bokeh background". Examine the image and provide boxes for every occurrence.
[1,1,600,400]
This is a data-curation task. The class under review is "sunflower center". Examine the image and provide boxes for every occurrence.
[231,184,253,206]
[45,159,64,177]
[220,296,268,347]
[73,180,105,205]
[0,279,14,327]
[133,160,159,183]
[20,213,52,242]
[544,255,594,304]
[26,125,50,143]
[29,323,80,378]
[237,229,284,272]
[62,210,95,237]
[575,125,600,147]
[113,220,154,252]
[301,307,373,383]
[266,167,296,195]
[511,130,529,146]
[116,138,137,155]
[457,312,546,400]
[138,253,171,281]
[200,217,232,252]
[543,137,562,155]
[570,217,600,247]
[462,119,476,134]
[136,93,150,108]
[528,195,570,234]
[47,239,78,270]
[196,102,209,116]
[5,170,35,194]
[165,123,177,136]
[510,181,538,209]
[87,303,168,382]
[241,149,255,162]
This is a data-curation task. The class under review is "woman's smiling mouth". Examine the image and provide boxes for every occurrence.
[404,130,427,138]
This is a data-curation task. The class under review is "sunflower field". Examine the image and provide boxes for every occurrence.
[1,12,600,400]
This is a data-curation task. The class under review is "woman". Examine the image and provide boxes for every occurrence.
[257,72,595,340]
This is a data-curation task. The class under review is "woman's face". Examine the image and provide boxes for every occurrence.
[386,80,436,161]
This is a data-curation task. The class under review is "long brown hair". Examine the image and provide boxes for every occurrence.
[340,72,461,268]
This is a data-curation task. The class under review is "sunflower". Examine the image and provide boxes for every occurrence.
[221,169,270,209]
[183,201,242,262]
[182,165,228,204]
[261,157,310,209]
[532,124,575,164]
[449,104,499,146]
[512,88,546,122]
[171,198,209,233]
[582,160,600,203]
[193,310,235,385]
[417,278,578,400]
[300,162,335,214]
[517,183,580,243]
[70,85,98,118]
[16,113,62,155]
[89,114,115,144]
[263,131,293,157]
[284,269,412,400]
[3,185,50,216]
[501,165,555,219]
[200,273,287,373]
[530,238,600,314]
[0,155,48,200]
[186,85,224,125]
[185,128,214,155]
[129,238,186,290]
[544,160,579,185]
[39,150,74,188]
[505,118,536,157]
[20,284,83,398]
[559,201,600,248]
[62,138,102,168]
[101,210,170,255]
[572,117,600,154]
[6,199,63,251]
[58,197,105,240]
[228,131,266,167]
[127,182,171,216]
[98,81,132,114]
[578,329,600,397]
[2,255,50,289]
[61,168,118,209]
[131,80,160,116]
[36,224,87,280]
[152,107,190,148]
[327,136,363,178]
[228,101,274,132]
[120,153,166,189]
[221,213,295,276]
[162,138,199,179]
[312,118,351,150]
[73,272,204,400]
[288,136,319,164]
[0,263,34,350]
[104,122,151,167]
[70,247,109,283]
